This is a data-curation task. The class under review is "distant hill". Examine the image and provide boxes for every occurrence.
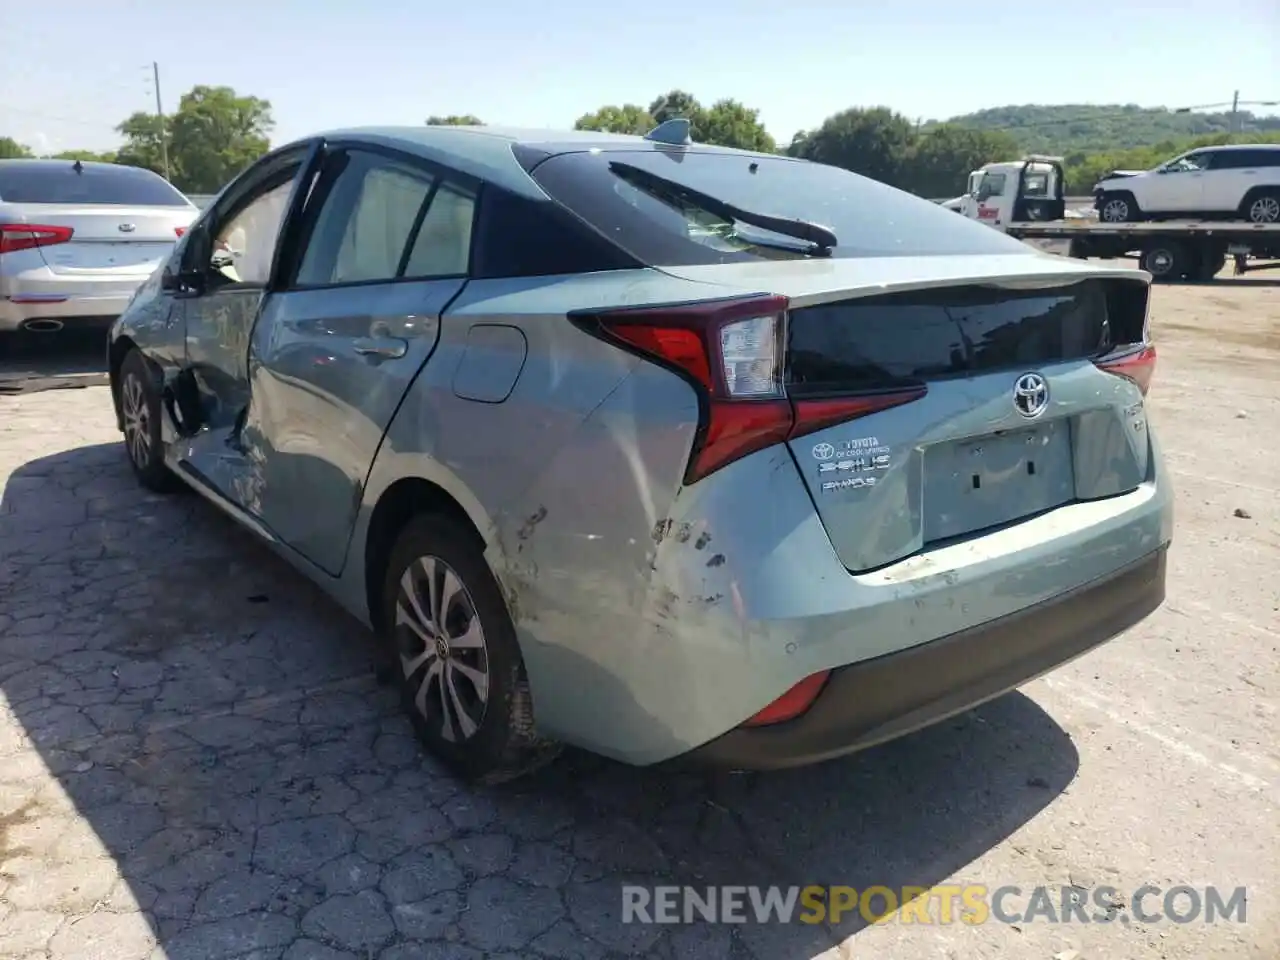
[938,104,1280,155]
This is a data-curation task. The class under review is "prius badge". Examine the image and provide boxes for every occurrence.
[1013,373,1049,418]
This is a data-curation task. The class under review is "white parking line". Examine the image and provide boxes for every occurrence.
[1168,466,1279,496]
[1041,676,1277,795]
[1170,597,1280,641]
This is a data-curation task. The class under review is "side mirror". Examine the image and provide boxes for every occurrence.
[160,267,205,294]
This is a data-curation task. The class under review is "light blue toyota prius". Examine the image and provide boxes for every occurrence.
[106,121,1173,783]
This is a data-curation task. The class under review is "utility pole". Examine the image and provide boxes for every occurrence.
[1230,89,1240,134]
[152,61,171,182]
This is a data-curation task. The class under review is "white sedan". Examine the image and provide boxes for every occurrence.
[0,159,197,334]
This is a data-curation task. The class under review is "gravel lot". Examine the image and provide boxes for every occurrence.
[1,276,1277,960]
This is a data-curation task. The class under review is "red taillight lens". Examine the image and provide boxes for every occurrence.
[791,389,929,439]
[697,399,793,483]
[175,226,187,237]
[1095,343,1156,396]
[742,670,830,726]
[0,223,75,255]
[585,295,792,483]
[581,294,927,483]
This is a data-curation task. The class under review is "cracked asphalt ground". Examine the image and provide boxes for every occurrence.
[1,276,1277,960]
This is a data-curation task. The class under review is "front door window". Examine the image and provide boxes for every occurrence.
[211,178,296,286]
[180,149,311,436]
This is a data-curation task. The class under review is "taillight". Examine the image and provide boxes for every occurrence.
[1095,343,1156,396]
[576,294,927,484]
[0,223,74,255]
[741,670,830,726]
[175,226,187,237]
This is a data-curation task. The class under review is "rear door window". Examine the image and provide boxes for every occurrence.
[292,149,475,287]
[401,181,475,277]
[0,163,189,206]
[1215,149,1280,169]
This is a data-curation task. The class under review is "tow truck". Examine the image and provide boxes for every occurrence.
[952,155,1280,282]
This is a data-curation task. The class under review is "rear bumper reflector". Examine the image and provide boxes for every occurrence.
[740,670,831,727]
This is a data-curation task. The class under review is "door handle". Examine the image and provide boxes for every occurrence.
[352,336,408,359]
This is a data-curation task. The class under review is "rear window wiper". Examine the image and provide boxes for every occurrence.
[608,161,839,254]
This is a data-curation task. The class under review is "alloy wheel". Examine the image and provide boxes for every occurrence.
[1248,196,1279,223]
[121,373,151,469]
[1101,198,1130,222]
[395,555,491,742]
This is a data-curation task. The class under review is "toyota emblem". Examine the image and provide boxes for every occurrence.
[811,442,835,460]
[1012,373,1049,418]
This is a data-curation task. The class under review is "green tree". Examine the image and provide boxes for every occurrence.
[115,113,171,177]
[0,137,33,159]
[942,103,1280,155]
[902,124,1019,197]
[426,115,483,125]
[167,85,273,193]
[49,148,117,163]
[698,99,776,152]
[792,107,915,187]
[574,104,654,135]
[785,130,811,158]
[649,90,703,126]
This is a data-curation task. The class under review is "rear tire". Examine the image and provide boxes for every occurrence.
[1243,189,1280,224]
[1139,241,1188,282]
[118,349,183,493]
[380,513,561,784]
[1190,250,1227,282]
[1099,192,1140,223]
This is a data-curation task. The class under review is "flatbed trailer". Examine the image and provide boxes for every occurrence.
[1003,220,1280,282]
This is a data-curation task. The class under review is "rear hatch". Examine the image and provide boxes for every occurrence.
[0,161,194,276]
[665,258,1154,573]
[788,275,1150,571]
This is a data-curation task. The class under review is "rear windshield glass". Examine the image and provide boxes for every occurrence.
[0,163,190,206]
[527,150,1030,266]
[787,280,1112,396]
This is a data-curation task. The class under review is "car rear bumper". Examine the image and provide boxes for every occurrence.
[680,545,1167,770]
[0,293,133,331]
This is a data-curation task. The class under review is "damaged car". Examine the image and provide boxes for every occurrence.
[107,121,1173,783]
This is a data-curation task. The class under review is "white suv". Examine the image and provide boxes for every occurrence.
[1093,143,1280,224]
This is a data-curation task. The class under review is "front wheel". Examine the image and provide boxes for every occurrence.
[118,349,183,492]
[1098,192,1140,223]
[380,514,561,784]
